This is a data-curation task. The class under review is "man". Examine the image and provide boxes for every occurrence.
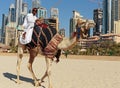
[20,8,38,44]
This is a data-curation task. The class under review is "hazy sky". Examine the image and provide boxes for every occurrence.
[0,0,99,37]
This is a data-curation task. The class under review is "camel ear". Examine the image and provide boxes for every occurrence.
[89,23,95,28]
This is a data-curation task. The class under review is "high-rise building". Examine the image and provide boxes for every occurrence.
[103,0,112,34]
[37,7,47,18]
[22,2,28,15]
[8,4,16,23]
[45,18,59,31]
[93,8,103,36]
[114,20,120,34]
[15,0,23,25]
[69,10,83,38]
[103,0,120,34]
[112,0,120,20]
[0,27,1,42]
[1,0,28,44]
[118,0,120,20]
[69,18,76,38]
[114,0,120,35]
[5,22,17,46]
[15,0,28,25]
[49,8,59,31]
[18,2,28,25]
[50,8,59,18]
[1,14,8,43]
[113,0,119,21]
[32,0,40,9]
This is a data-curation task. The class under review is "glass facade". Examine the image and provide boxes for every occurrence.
[103,0,112,34]
[50,8,59,18]
[22,3,28,15]
[1,14,8,43]
[8,4,16,23]
[15,0,23,25]
[103,0,119,34]
[37,7,47,18]
[10,8,16,22]
[93,8,103,36]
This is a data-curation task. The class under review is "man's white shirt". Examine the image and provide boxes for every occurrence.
[20,13,37,44]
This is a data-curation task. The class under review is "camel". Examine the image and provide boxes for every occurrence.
[16,18,95,88]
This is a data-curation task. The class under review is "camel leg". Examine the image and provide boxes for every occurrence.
[45,57,53,88]
[40,71,47,82]
[41,50,61,82]
[16,45,24,84]
[40,57,51,82]
[27,48,40,87]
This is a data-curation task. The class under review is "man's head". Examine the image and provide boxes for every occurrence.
[32,8,37,15]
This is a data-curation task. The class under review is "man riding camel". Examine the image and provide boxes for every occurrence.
[20,8,38,44]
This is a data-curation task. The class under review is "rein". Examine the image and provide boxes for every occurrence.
[37,27,42,46]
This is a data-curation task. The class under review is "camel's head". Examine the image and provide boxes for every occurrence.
[74,19,96,39]
[78,19,95,29]
[86,20,96,29]
[77,19,86,25]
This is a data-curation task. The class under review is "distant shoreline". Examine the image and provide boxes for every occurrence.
[0,53,120,61]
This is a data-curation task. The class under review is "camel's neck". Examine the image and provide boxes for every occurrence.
[58,36,78,50]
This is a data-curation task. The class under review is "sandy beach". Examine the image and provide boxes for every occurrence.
[0,53,120,88]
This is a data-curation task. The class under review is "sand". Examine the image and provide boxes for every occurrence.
[0,53,120,88]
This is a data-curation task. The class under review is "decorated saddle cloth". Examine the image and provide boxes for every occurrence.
[26,23,63,59]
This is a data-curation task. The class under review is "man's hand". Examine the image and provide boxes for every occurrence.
[22,32,26,39]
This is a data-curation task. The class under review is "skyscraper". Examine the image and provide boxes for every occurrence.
[118,0,120,20]
[50,8,59,18]
[22,2,28,15]
[18,2,28,25]
[37,7,47,18]
[103,0,120,34]
[103,0,112,34]
[69,10,82,38]
[111,0,120,21]
[8,4,16,23]
[15,0,23,25]
[114,0,120,35]
[93,8,103,36]
[1,14,8,43]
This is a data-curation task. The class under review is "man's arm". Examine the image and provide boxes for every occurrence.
[22,15,28,30]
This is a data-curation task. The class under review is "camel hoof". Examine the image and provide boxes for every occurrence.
[17,81,21,84]
[34,81,41,87]
[40,79,45,83]
[15,79,22,84]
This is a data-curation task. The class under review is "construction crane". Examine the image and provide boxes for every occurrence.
[89,0,102,8]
